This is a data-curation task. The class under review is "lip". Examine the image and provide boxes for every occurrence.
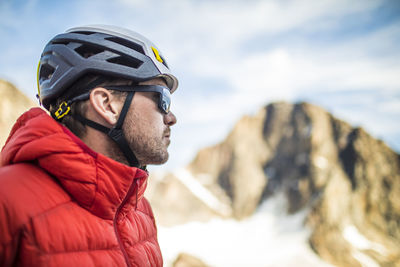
[164,129,171,138]
[163,130,171,145]
[164,135,171,146]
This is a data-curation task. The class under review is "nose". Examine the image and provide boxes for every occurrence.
[164,111,177,126]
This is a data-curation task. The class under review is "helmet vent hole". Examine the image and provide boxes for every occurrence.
[107,56,143,69]
[74,31,96,35]
[105,36,145,55]
[39,64,55,81]
[75,44,104,59]
[52,41,70,45]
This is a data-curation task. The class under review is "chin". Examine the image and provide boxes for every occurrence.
[158,154,169,165]
[145,153,169,166]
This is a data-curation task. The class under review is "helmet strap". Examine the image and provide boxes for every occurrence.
[73,91,143,169]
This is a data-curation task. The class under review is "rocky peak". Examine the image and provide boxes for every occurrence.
[0,80,36,147]
[184,101,400,266]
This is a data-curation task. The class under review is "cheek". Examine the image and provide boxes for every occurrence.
[128,96,165,133]
[142,101,165,129]
[149,116,165,135]
[131,109,164,135]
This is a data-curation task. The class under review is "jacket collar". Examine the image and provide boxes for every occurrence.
[1,108,148,219]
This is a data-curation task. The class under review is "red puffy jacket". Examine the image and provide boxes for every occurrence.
[0,108,163,267]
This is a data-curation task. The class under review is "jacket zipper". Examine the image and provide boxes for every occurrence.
[114,178,139,267]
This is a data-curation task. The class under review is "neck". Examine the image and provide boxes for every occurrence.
[81,128,130,166]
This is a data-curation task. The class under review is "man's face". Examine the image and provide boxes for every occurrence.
[122,78,177,165]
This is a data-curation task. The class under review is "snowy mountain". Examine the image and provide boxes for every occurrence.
[1,80,398,266]
[147,102,400,267]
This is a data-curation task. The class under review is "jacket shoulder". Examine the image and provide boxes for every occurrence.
[0,163,71,245]
[137,197,155,218]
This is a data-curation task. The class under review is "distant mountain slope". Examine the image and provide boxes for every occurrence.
[148,102,400,267]
[2,80,398,266]
[0,80,37,147]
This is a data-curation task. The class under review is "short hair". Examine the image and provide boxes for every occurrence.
[49,74,130,138]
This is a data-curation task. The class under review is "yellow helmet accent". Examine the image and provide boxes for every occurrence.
[54,101,71,119]
[36,60,41,98]
[151,46,164,63]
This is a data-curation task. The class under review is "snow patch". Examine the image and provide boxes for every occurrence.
[314,155,328,169]
[158,192,333,267]
[173,168,232,216]
[343,225,387,267]
[343,225,387,255]
[352,251,380,267]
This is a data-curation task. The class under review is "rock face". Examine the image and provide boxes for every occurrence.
[2,81,397,266]
[188,107,270,219]
[149,102,400,267]
[0,80,36,148]
[172,253,209,267]
[145,171,231,226]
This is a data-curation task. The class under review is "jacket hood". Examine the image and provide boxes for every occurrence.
[1,108,148,219]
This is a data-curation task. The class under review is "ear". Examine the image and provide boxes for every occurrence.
[89,87,123,126]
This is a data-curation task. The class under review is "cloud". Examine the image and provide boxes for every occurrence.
[1,0,399,171]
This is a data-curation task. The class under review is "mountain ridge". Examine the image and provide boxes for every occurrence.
[1,80,398,266]
[0,79,37,148]
[148,101,400,267]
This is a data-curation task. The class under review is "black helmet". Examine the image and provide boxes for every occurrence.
[37,24,178,109]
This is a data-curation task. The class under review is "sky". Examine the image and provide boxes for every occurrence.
[1,0,399,170]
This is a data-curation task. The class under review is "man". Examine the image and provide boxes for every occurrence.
[0,25,178,266]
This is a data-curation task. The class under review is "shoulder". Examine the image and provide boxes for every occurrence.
[0,163,70,204]
[136,197,157,225]
[0,163,71,244]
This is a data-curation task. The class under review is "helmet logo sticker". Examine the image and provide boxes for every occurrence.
[151,46,164,63]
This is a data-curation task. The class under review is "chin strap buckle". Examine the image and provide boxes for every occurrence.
[54,101,71,120]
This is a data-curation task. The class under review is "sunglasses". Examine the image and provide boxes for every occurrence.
[104,85,172,114]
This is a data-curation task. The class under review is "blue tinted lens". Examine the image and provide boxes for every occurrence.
[160,88,171,113]
[101,85,171,114]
